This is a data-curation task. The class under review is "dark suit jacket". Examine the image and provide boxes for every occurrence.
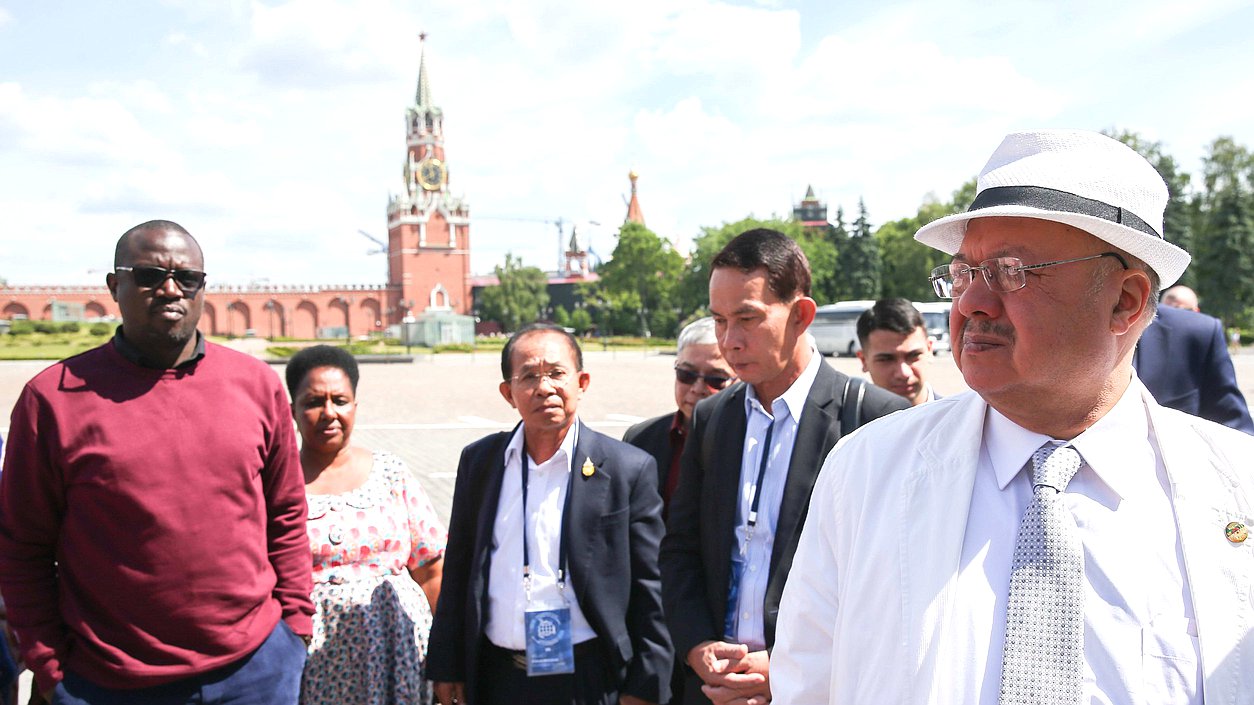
[658,360,909,703]
[426,421,673,704]
[622,412,679,499]
[1134,305,1254,434]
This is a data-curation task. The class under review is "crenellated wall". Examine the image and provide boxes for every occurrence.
[0,283,396,338]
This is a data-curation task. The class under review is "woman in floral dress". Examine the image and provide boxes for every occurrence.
[286,346,446,705]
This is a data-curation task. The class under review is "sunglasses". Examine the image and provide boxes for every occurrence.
[674,366,733,390]
[115,266,208,294]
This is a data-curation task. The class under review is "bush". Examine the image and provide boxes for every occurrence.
[433,343,475,353]
[60,322,80,333]
[89,322,113,336]
[32,321,57,334]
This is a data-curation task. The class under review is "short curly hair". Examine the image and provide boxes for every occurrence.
[285,345,361,399]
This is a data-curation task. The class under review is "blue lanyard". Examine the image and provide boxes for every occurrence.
[520,426,577,601]
[743,415,776,553]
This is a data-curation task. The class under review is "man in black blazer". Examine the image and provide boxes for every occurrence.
[623,316,736,518]
[429,323,671,705]
[1133,302,1253,434]
[659,230,909,705]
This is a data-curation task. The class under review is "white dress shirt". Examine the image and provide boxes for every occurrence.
[938,378,1200,704]
[729,348,823,651]
[484,421,596,650]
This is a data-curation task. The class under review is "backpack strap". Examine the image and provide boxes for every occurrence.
[839,377,866,438]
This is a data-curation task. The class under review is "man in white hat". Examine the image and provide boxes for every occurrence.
[771,129,1254,704]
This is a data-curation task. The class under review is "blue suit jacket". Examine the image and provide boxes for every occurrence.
[1133,305,1254,434]
[426,421,672,703]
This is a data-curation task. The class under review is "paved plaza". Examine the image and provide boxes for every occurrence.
[3,346,1254,525]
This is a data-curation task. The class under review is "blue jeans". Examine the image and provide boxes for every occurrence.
[54,620,307,705]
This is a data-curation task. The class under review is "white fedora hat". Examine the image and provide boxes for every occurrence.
[915,129,1190,288]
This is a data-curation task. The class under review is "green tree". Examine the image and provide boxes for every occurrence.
[838,199,880,299]
[597,222,685,337]
[552,305,572,328]
[477,253,550,332]
[677,216,837,313]
[1194,137,1254,328]
[876,178,976,300]
[569,307,593,335]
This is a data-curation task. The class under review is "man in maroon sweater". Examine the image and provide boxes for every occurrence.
[0,221,313,704]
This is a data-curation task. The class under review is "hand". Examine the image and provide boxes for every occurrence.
[434,681,467,705]
[619,695,656,705]
[699,649,771,705]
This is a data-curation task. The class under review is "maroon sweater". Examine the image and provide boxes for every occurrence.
[0,342,313,692]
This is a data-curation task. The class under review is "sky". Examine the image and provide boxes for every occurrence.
[2,0,1252,287]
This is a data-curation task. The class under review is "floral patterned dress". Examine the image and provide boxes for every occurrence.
[300,452,447,705]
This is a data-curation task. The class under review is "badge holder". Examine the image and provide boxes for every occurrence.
[524,574,575,676]
[518,430,580,677]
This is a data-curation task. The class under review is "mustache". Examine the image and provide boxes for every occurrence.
[960,319,1016,343]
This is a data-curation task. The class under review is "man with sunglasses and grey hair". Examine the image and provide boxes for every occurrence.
[773,130,1254,704]
[624,317,737,520]
[0,220,313,704]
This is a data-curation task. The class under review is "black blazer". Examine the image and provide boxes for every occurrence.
[426,422,673,703]
[622,412,679,497]
[658,360,908,701]
[1134,305,1254,434]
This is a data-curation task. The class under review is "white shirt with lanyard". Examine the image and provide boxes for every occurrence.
[724,348,822,651]
[485,421,595,674]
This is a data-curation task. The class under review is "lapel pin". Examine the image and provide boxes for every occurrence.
[581,459,595,477]
[1225,521,1248,544]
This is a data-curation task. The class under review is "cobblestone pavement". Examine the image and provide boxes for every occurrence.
[3,347,1254,526]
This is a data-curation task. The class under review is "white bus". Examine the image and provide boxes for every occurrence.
[811,300,875,357]
[913,301,952,355]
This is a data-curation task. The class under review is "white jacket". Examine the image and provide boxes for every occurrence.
[773,388,1254,705]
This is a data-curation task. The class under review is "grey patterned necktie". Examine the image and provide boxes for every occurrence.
[999,443,1084,705]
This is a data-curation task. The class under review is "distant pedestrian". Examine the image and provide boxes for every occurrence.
[623,317,737,518]
[1160,284,1200,311]
[855,298,938,406]
[0,220,313,704]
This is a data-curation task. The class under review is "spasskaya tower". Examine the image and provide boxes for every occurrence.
[386,34,471,320]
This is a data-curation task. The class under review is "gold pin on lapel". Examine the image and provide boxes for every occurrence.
[581,459,595,477]
[1225,521,1248,544]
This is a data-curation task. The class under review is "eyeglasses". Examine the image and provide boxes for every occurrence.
[115,266,208,294]
[511,367,573,389]
[674,366,734,391]
[928,252,1128,299]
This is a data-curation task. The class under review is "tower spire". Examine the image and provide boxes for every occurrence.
[625,169,645,225]
[415,32,433,109]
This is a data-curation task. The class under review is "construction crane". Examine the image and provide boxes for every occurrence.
[475,215,569,271]
[357,230,388,256]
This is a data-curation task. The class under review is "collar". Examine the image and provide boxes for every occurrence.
[112,328,206,370]
[745,345,822,424]
[669,410,687,436]
[505,418,581,471]
[986,377,1146,499]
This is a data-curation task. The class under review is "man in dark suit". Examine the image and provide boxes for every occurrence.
[623,316,736,518]
[623,316,735,705]
[429,323,671,705]
[1133,303,1253,434]
[659,229,910,705]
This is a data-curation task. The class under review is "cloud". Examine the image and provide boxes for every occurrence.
[0,82,180,167]
[238,0,417,89]
[163,31,209,58]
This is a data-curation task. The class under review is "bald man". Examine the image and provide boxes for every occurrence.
[0,221,313,704]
